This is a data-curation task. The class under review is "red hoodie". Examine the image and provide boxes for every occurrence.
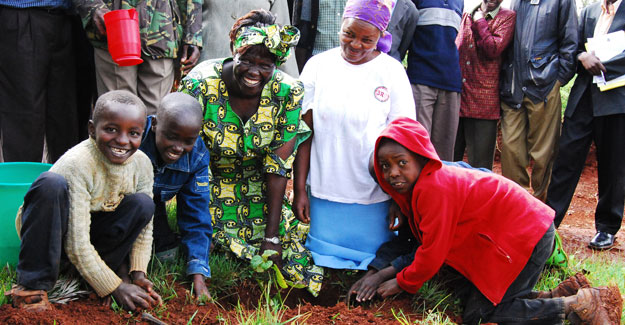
[373,118,554,304]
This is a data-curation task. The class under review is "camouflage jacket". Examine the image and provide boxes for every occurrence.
[73,0,202,59]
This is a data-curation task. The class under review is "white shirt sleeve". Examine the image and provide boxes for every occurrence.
[300,56,318,115]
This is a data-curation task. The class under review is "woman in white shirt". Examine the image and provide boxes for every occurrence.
[293,0,416,270]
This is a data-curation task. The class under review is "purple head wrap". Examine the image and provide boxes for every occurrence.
[342,0,395,53]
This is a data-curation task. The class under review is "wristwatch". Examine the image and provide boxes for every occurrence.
[264,236,280,244]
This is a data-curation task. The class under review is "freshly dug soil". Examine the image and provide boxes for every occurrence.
[1,147,623,324]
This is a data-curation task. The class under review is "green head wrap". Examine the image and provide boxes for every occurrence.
[233,24,300,66]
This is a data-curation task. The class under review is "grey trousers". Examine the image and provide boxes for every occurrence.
[454,118,498,170]
[411,84,461,161]
[94,47,174,115]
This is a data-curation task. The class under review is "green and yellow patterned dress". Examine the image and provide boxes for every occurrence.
[180,58,323,295]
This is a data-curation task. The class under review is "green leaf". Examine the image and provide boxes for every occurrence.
[260,260,273,271]
[262,249,278,260]
[250,255,264,272]
[272,265,288,289]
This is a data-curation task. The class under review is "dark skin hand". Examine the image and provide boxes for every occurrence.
[293,111,313,224]
[261,136,296,268]
[377,278,403,298]
[108,271,162,311]
[180,45,201,76]
[579,51,606,76]
[93,7,110,38]
[347,265,399,304]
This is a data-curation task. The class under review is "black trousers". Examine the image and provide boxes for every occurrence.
[0,6,78,162]
[547,87,625,235]
[462,223,564,324]
[17,172,154,291]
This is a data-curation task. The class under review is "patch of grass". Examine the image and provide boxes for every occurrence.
[228,278,307,325]
[0,264,16,306]
[147,254,185,302]
[165,199,179,233]
[559,74,576,117]
[413,268,464,317]
[209,249,255,299]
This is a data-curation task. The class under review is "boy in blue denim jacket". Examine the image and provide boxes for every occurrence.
[139,92,212,299]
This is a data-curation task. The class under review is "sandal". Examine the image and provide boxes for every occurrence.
[4,285,51,312]
[545,231,568,268]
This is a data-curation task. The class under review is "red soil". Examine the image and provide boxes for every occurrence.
[0,146,622,324]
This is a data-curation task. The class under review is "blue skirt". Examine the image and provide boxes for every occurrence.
[305,196,394,270]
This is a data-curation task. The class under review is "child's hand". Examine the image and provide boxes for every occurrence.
[377,278,403,298]
[388,201,405,231]
[131,271,163,306]
[346,269,382,304]
[111,282,159,311]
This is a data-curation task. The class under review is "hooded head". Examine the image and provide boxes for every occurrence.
[342,0,395,53]
[374,118,442,209]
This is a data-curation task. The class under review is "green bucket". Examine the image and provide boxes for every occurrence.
[0,162,52,266]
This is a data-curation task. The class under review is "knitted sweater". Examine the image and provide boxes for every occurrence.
[16,139,154,297]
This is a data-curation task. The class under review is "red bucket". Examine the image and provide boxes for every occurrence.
[104,9,143,66]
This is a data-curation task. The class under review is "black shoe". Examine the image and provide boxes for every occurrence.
[588,231,615,250]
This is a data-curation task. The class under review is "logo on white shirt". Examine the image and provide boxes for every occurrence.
[374,86,390,102]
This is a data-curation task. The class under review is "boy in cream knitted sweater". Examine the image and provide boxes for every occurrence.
[8,90,162,311]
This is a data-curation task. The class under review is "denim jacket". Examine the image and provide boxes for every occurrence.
[139,115,212,277]
[499,0,578,106]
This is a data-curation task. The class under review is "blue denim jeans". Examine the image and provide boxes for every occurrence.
[462,223,565,324]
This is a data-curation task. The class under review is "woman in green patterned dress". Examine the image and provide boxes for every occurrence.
[179,9,323,296]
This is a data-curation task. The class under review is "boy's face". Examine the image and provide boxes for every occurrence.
[377,141,426,194]
[88,102,145,164]
[152,114,201,164]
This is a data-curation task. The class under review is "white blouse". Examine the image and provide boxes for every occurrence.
[300,48,416,204]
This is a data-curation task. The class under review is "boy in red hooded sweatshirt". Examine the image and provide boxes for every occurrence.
[370,117,622,324]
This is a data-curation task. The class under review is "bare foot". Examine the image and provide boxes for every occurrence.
[191,274,211,302]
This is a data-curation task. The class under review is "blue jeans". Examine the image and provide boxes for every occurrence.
[153,201,211,278]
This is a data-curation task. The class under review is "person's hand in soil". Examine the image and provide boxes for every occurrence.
[293,188,310,223]
[111,282,158,311]
[387,201,405,231]
[347,269,379,304]
[260,241,283,269]
[131,271,163,306]
[180,45,200,76]
[377,278,403,298]
[93,7,110,38]
[191,274,212,302]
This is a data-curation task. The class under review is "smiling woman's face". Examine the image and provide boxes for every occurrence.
[339,18,381,65]
[232,46,276,98]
